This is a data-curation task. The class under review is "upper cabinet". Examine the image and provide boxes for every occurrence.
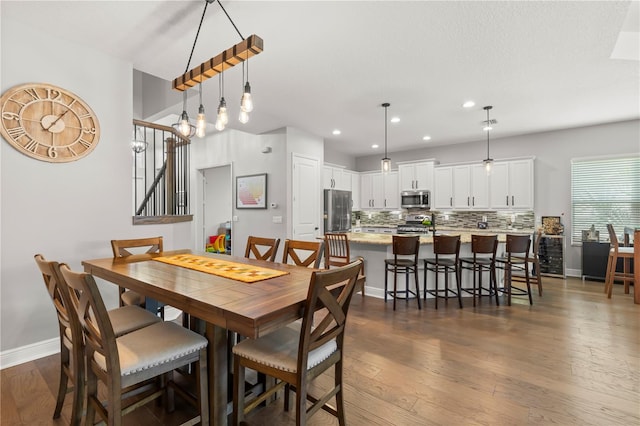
[489,159,534,209]
[435,158,533,211]
[360,171,398,210]
[347,171,360,211]
[323,165,351,190]
[452,164,489,209]
[398,161,435,191]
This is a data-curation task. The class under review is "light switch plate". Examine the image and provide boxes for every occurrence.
[273,216,282,224]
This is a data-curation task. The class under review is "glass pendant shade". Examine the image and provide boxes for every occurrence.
[218,97,228,125]
[381,157,391,173]
[196,105,206,138]
[241,82,253,112]
[483,158,493,174]
[178,111,192,137]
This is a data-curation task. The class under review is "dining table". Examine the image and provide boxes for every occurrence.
[82,249,318,425]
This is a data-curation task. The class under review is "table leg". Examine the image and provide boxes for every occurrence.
[206,323,228,425]
[634,231,639,305]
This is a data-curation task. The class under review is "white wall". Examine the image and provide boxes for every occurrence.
[353,119,640,272]
[0,18,190,354]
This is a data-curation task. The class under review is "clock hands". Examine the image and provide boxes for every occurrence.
[43,107,71,131]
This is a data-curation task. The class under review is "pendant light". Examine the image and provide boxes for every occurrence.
[381,102,391,173]
[195,83,206,138]
[215,63,228,131]
[482,105,494,174]
[239,59,253,124]
[173,91,196,137]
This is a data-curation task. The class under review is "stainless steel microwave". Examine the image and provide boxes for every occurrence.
[401,190,430,209]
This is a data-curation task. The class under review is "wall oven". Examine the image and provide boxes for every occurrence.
[400,190,430,209]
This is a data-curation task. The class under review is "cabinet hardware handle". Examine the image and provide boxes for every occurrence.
[512,195,515,205]
[506,195,509,205]
[472,196,475,206]
[467,196,470,206]
[450,197,453,207]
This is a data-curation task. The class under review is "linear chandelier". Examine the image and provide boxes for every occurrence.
[172,0,263,138]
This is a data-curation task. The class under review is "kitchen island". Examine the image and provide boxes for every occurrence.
[347,230,533,301]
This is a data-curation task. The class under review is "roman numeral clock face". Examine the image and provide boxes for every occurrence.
[0,83,100,162]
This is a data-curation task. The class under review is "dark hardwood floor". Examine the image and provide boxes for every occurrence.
[2,277,638,425]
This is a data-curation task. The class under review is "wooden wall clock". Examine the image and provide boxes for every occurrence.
[0,83,100,162]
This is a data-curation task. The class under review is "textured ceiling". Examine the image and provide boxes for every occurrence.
[3,1,639,156]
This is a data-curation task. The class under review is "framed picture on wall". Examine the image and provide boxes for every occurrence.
[236,173,267,209]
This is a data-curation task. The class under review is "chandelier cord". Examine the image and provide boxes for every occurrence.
[486,108,490,158]
[216,0,245,40]
[384,105,388,158]
[184,0,211,74]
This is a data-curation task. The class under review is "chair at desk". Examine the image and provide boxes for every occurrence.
[245,236,281,262]
[232,259,363,426]
[34,254,161,425]
[59,264,209,426]
[111,236,164,317]
[604,224,634,298]
[282,239,324,268]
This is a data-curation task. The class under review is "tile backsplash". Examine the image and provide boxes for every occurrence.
[353,210,535,231]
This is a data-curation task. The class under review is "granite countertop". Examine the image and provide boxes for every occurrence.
[346,229,532,246]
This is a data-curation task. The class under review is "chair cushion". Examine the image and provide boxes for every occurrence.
[611,247,634,255]
[384,259,416,266]
[232,322,337,373]
[459,256,493,265]
[121,290,145,306]
[93,321,207,378]
[108,305,162,337]
[424,258,457,266]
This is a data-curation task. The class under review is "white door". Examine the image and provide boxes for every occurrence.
[293,154,320,240]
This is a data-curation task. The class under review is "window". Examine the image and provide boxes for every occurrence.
[571,155,640,245]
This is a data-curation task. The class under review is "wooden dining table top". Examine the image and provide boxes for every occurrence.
[82,250,317,338]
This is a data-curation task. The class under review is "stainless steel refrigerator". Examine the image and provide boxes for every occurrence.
[324,189,352,233]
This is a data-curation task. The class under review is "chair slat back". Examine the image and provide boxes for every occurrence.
[324,233,350,268]
[298,259,362,370]
[471,234,498,255]
[34,254,80,344]
[111,236,163,258]
[505,234,531,259]
[607,224,620,251]
[282,239,324,268]
[59,264,120,382]
[244,236,281,261]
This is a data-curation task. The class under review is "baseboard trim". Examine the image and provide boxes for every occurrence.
[1,337,60,370]
[566,268,581,277]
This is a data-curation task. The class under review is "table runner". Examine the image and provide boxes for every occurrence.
[153,254,289,283]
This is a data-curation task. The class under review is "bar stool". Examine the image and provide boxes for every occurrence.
[459,234,499,307]
[495,234,532,305]
[424,235,462,309]
[384,235,421,310]
[604,224,634,298]
[511,229,543,297]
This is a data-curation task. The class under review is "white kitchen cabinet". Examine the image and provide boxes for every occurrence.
[383,171,399,209]
[398,161,434,191]
[360,171,398,210]
[323,165,350,190]
[452,164,489,209]
[434,167,454,209]
[489,159,534,209]
[347,171,360,210]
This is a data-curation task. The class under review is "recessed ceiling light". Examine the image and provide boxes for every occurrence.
[422,136,431,141]
[463,101,475,108]
[332,129,341,135]
[371,144,379,149]
[390,117,400,123]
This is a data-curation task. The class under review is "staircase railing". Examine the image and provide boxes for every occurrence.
[132,119,192,225]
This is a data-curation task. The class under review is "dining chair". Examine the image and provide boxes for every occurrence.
[325,232,364,297]
[384,235,421,310]
[459,234,500,307]
[495,234,533,305]
[232,259,363,426]
[244,236,281,262]
[59,264,209,426]
[110,236,164,316]
[34,254,162,425]
[282,239,324,268]
[604,224,634,298]
[424,234,463,309]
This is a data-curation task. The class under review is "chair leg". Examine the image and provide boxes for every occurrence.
[525,262,533,305]
[506,264,512,306]
[492,265,500,306]
[233,355,246,425]
[535,260,543,296]
[335,359,346,426]
[456,266,463,309]
[53,347,68,419]
[423,263,428,301]
[414,266,422,310]
[434,266,439,310]
[384,266,388,303]
[604,253,614,297]
[393,269,398,311]
[198,349,209,425]
[85,370,98,426]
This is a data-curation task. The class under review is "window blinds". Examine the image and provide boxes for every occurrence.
[571,155,640,245]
